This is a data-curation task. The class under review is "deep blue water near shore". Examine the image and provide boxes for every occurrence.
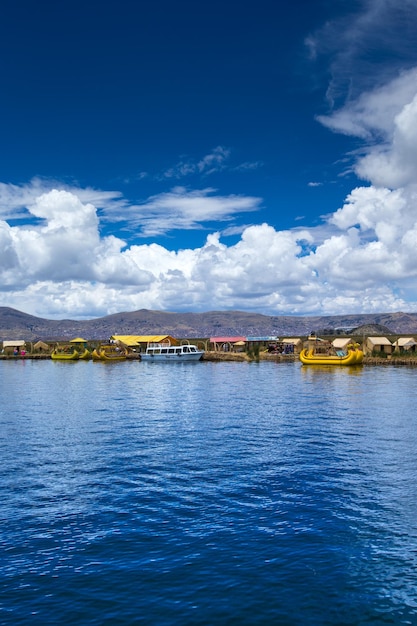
[1,359,417,625]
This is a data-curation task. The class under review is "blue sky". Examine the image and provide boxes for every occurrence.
[2,0,417,319]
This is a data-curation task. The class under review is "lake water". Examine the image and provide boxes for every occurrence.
[1,359,417,625]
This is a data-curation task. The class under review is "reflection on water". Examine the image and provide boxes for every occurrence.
[1,360,417,624]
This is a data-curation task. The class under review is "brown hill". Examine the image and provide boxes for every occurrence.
[1,307,417,341]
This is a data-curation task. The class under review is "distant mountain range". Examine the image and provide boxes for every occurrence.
[1,307,417,341]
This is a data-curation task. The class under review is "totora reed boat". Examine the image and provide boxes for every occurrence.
[69,338,91,360]
[51,338,91,361]
[299,343,364,366]
[92,344,127,362]
[51,346,80,360]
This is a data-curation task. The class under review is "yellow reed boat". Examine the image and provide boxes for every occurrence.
[92,344,127,362]
[69,338,91,360]
[51,347,79,361]
[299,344,364,366]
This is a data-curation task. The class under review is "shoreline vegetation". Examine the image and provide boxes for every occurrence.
[2,351,417,365]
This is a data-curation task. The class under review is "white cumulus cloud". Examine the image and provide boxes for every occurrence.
[0,167,416,320]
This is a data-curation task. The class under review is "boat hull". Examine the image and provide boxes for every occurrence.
[99,354,126,362]
[299,348,363,366]
[92,347,126,362]
[51,350,79,361]
[141,353,203,362]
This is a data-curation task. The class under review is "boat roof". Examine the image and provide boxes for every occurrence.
[148,343,198,348]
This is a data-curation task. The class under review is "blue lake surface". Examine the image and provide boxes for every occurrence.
[1,358,417,625]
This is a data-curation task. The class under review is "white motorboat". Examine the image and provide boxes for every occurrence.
[141,343,204,362]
